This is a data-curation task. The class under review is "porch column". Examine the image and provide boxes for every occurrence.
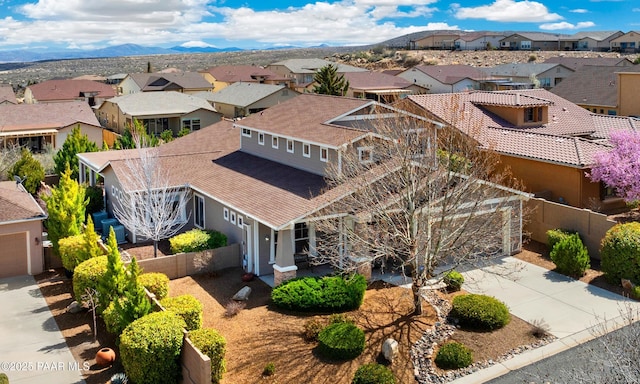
[273,228,297,286]
[79,163,86,184]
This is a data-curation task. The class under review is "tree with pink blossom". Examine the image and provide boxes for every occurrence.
[588,130,640,202]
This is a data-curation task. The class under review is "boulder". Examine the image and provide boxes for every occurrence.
[232,286,252,301]
[66,300,83,314]
[382,338,399,363]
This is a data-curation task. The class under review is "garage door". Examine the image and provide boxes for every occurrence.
[0,232,28,278]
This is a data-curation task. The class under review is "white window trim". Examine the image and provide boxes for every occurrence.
[320,147,329,162]
[287,139,294,153]
[237,215,244,228]
[269,229,276,264]
[223,207,229,221]
[258,132,265,145]
[194,194,205,229]
[358,146,374,164]
[272,136,279,149]
[241,128,251,137]
[303,143,311,158]
[230,211,236,225]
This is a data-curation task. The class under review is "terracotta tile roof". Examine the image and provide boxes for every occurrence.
[544,56,633,71]
[343,71,413,90]
[27,79,116,101]
[403,65,493,85]
[0,101,100,132]
[200,65,284,83]
[232,94,373,148]
[0,84,17,104]
[0,181,46,223]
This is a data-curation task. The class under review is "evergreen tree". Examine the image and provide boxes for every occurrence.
[54,125,99,180]
[98,228,126,312]
[113,257,152,329]
[114,119,159,149]
[312,64,350,96]
[42,165,87,256]
[9,148,45,194]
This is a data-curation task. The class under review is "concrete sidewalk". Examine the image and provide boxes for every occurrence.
[450,256,640,384]
[0,275,85,384]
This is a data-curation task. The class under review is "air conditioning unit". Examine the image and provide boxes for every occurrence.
[112,225,126,244]
[92,211,109,233]
[101,218,119,237]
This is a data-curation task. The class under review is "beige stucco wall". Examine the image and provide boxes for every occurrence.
[617,72,640,117]
[0,220,44,275]
[58,123,103,149]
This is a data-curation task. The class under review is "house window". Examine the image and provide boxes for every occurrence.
[358,146,373,164]
[182,118,201,131]
[223,207,229,221]
[258,132,265,145]
[287,139,294,153]
[294,222,309,254]
[194,195,205,228]
[241,128,251,137]
[272,136,279,149]
[524,107,543,123]
[237,215,244,228]
[303,143,311,158]
[320,147,329,162]
[269,230,278,264]
[600,182,617,200]
[230,211,236,225]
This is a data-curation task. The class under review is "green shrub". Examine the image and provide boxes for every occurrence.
[10,148,44,194]
[59,234,85,272]
[160,129,174,143]
[0,372,8,384]
[303,318,324,341]
[550,233,590,277]
[189,328,227,383]
[85,186,104,216]
[169,229,228,254]
[161,294,203,331]
[450,294,510,330]
[120,311,186,384]
[443,270,464,291]
[632,286,640,300]
[138,272,170,300]
[601,222,640,284]
[352,363,396,384]
[271,274,367,312]
[262,362,275,376]
[177,128,191,137]
[434,342,473,370]
[317,322,365,360]
[73,256,108,303]
[547,228,572,250]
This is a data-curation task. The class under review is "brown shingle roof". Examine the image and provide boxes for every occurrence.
[27,79,116,101]
[544,57,634,71]
[125,72,212,91]
[0,101,100,132]
[0,181,46,223]
[0,84,17,104]
[343,71,412,90]
[200,65,284,83]
[406,65,493,84]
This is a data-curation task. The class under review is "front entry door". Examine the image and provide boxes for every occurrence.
[242,224,253,274]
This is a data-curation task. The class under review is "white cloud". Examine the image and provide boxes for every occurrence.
[452,0,562,22]
[634,8,640,12]
[570,9,589,13]
[180,40,216,48]
[539,21,596,30]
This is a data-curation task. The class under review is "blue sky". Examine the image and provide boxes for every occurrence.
[0,0,636,51]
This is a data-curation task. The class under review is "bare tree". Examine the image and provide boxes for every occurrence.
[0,143,21,181]
[112,128,191,257]
[311,106,525,315]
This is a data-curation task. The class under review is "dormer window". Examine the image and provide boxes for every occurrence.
[524,107,543,123]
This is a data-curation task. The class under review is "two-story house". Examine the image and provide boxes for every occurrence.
[265,59,368,92]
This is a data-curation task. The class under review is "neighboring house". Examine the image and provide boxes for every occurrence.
[611,31,640,53]
[265,58,368,92]
[550,65,640,115]
[342,71,419,102]
[95,91,222,135]
[117,72,213,95]
[78,94,527,285]
[0,102,103,151]
[72,74,108,82]
[0,181,47,278]
[410,31,461,50]
[482,63,574,88]
[558,31,624,51]
[199,65,291,92]
[499,32,569,51]
[396,64,495,94]
[24,79,116,106]
[454,31,507,50]
[194,82,299,119]
[543,56,634,71]
[0,84,17,104]
[398,89,639,211]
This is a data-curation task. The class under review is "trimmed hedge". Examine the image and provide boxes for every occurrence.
[120,311,186,384]
[161,294,203,331]
[317,322,365,360]
[550,232,590,277]
[59,234,85,272]
[72,256,108,303]
[138,272,170,300]
[271,274,367,312]
[450,294,510,331]
[352,363,396,384]
[189,328,227,384]
[434,342,473,370]
[169,229,227,254]
[601,222,640,284]
[443,270,464,292]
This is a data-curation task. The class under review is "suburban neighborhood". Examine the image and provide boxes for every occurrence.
[2,28,640,384]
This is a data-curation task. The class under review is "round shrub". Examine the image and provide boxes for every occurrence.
[0,372,8,384]
[169,229,227,254]
[443,270,464,291]
[450,294,510,330]
[72,255,108,303]
[160,294,203,331]
[317,322,365,360]
[550,232,590,277]
[138,272,170,300]
[188,328,227,384]
[120,311,186,384]
[59,234,85,272]
[434,342,473,370]
[546,228,572,250]
[271,274,367,312]
[352,363,396,384]
[601,223,640,284]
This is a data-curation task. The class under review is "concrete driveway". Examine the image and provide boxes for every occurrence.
[0,275,85,384]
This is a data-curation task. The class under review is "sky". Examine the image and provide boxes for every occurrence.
[0,0,636,51]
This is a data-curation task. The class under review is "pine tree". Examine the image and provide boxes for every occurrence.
[53,125,99,180]
[312,64,349,96]
[10,148,45,194]
[97,228,126,312]
[113,257,151,329]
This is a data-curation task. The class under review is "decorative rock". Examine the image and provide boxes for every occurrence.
[66,300,83,314]
[382,338,399,363]
[232,286,252,301]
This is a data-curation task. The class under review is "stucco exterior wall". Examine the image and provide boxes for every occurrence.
[0,220,44,275]
[617,72,640,117]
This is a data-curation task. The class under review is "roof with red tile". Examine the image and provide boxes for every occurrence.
[0,181,47,223]
[0,101,101,132]
[0,84,17,104]
[343,71,413,91]
[27,79,116,101]
[200,65,284,83]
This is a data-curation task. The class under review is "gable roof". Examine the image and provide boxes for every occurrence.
[123,72,211,91]
[559,31,622,42]
[401,64,492,84]
[343,71,413,90]
[483,63,571,77]
[27,79,116,101]
[456,31,506,42]
[543,56,634,71]
[0,181,47,223]
[0,101,100,132]
[200,65,283,83]
[501,32,570,42]
[0,84,17,104]
[204,82,290,107]
[101,91,216,116]
[268,58,368,74]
